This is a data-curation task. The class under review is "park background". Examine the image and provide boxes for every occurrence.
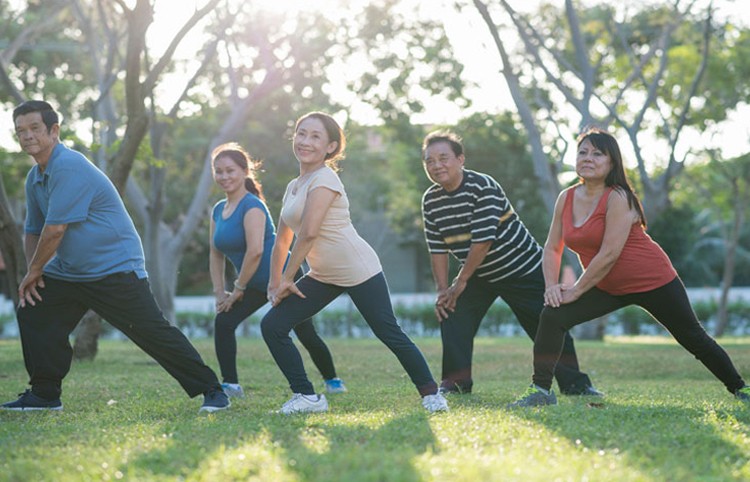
[1,0,749,347]
[2,2,750,481]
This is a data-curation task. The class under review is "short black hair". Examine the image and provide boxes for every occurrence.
[422,130,464,158]
[13,100,60,132]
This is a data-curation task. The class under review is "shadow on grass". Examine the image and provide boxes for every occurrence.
[266,411,437,481]
[119,408,436,481]
[503,397,750,480]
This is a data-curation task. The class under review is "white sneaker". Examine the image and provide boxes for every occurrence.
[422,392,449,413]
[280,393,329,414]
[221,383,245,398]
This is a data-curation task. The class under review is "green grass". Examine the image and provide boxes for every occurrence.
[1,336,750,481]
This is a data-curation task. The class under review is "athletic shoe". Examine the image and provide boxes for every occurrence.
[199,387,231,413]
[0,389,63,411]
[507,384,558,408]
[735,385,750,402]
[221,383,245,398]
[324,378,348,394]
[421,392,449,413]
[439,381,472,395]
[280,393,328,414]
[563,386,605,397]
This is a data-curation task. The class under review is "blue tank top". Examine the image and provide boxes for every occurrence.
[212,193,275,292]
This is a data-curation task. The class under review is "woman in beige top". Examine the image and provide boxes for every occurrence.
[261,111,448,415]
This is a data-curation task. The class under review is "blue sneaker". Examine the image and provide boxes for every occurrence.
[1,389,63,411]
[221,383,245,398]
[324,378,347,394]
[199,387,230,413]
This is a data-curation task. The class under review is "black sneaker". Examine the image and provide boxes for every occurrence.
[199,387,230,413]
[1,389,63,411]
[735,385,750,402]
[507,384,558,408]
[438,382,472,395]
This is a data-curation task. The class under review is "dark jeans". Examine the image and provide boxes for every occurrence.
[261,272,438,396]
[215,285,337,384]
[533,276,746,393]
[441,266,593,394]
[16,273,220,400]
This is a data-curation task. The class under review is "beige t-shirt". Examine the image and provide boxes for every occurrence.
[281,166,382,286]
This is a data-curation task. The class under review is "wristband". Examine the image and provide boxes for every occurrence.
[233,280,247,291]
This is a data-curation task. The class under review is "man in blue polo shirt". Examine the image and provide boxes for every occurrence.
[1,100,229,413]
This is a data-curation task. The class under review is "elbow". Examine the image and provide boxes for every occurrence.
[46,225,66,240]
[246,248,263,263]
[296,230,319,244]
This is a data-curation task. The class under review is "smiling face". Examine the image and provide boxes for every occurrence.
[423,140,465,191]
[293,117,338,171]
[15,112,59,165]
[212,155,248,195]
[576,138,612,183]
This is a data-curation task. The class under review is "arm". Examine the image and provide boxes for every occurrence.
[217,208,266,312]
[441,240,492,313]
[268,217,294,295]
[208,217,230,312]
[269,187,338,306]
[542,190,568,308]
[430,252,450,321]
[18,224,67,307]
[561,190,636,304]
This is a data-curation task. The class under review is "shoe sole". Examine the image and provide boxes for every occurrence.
[280,409,329,415]
[199,401,231,413]
[0,405,63,411]
[325,388,347,394]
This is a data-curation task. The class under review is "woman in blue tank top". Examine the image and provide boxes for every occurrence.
[209,142,346,398]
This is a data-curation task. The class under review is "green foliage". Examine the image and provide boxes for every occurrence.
[1,337,750,481]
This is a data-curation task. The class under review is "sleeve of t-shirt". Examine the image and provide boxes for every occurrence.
[24,172,44,235]
[422,191,448,254]
[45,166,95,225]
[470,179,507,243]
[307,168,344,196]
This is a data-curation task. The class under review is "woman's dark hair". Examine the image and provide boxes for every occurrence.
[576,127,646,227]
[211,142,264,201]
[294,111,346,171]
[13,100,59,132]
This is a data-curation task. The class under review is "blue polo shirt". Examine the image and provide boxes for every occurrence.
[24,143,147,281]
[212,193,275,292]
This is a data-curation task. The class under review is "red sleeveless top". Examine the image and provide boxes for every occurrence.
[562,186,676,295]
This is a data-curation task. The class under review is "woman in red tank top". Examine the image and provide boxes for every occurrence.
[509,128,750,407]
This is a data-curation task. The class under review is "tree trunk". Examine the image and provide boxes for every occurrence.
[0,171,26,306]
[714,181,745,337]
[73,310,102,360]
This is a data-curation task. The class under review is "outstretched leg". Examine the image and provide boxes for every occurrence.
[261,277,341,395]
[634,277,746,393]
[348,273,438,396]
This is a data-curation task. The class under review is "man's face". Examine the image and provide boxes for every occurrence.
[15,112,58,160]
[423,141,464,190]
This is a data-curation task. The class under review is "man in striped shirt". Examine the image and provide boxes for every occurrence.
[420,130,600,396]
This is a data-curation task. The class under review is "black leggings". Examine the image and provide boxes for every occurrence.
[215,280,336,384]
[533,277,746,393]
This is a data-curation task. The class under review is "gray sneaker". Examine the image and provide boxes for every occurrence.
[507,384,558,408]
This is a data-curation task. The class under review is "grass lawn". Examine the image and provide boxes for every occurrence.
[1,335,749,481]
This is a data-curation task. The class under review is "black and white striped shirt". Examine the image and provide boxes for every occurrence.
[421,169,542,282]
